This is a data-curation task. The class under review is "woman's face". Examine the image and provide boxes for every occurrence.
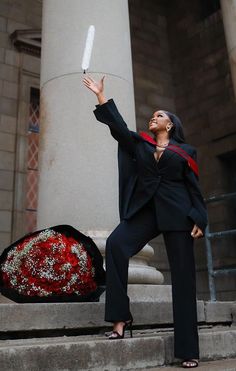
[148,110,172,135]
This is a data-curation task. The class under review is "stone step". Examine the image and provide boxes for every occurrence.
[0,300,205,333]
[0,327,236,371]
[0,298,235,334]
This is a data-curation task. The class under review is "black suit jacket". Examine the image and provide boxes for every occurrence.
[94,99,208,233]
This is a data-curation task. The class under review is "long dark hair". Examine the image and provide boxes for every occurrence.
[163,111,185,143]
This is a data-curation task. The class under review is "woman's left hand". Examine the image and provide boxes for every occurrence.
[191,224,203,239]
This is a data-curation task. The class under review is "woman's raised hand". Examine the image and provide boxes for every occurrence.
[83,75,107,105]
[83,75,105,95]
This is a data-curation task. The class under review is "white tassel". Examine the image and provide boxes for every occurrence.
[81,25,95,73]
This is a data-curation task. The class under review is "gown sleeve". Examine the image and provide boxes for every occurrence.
[93,99,136,157]
[184,148,208,233]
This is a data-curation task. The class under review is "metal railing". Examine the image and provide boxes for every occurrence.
[204,192,236,301]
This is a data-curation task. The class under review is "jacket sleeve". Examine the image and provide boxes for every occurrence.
[93,99,136,156]
[184,148,208,233]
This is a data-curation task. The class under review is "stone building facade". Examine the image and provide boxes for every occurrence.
[129,0,236,300]
[0,0,235,300]
[0,0,41,247]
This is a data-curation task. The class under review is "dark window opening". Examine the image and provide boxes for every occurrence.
[26,87,40,233]
[218,150,236,230]
[200,0,221,19]
[29,87,40,133]
[220,150,236,192]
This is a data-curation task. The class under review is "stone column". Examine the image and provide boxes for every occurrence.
[38,0,164,291]
[220,0,236,98]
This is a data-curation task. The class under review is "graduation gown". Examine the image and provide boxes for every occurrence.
[93,99,208,233]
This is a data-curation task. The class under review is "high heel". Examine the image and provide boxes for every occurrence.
[108,319,133,340]
[125,319,133,338]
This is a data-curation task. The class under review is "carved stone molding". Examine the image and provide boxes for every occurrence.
[10,29,42,57]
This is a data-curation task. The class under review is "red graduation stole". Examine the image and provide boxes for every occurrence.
[139,131,199,177]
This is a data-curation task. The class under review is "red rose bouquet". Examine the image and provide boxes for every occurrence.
[0,225,105,302]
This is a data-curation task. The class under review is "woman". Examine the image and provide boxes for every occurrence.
[83,75,208,369]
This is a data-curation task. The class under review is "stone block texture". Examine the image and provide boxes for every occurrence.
[129,0,236,301]
[0,0,41,241]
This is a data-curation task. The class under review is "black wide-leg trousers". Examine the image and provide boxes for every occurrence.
[105,198,199,360]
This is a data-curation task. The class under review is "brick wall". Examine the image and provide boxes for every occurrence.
[0,0,41,250]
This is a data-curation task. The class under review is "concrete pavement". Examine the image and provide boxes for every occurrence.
[145,358,236,370]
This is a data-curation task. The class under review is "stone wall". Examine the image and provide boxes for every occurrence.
[128,0,175,297]
[168,0,236,300]
[129,0,236,300]
[128,0,175,131]
[0,0,41,251]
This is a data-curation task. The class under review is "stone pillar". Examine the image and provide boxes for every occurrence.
[39,0,164,290]
[220,0,236,99]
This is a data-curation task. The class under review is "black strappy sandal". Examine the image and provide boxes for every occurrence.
[182,359,199,368]
[107,319,133,340]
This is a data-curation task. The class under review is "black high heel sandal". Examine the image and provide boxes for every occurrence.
[108,319,133,340]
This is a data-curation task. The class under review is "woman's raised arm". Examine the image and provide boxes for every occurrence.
[83,75,136,156]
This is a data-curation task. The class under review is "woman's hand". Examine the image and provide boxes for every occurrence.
[83,75,107,105]
[191,224,203,239]
[83,75,105,95]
